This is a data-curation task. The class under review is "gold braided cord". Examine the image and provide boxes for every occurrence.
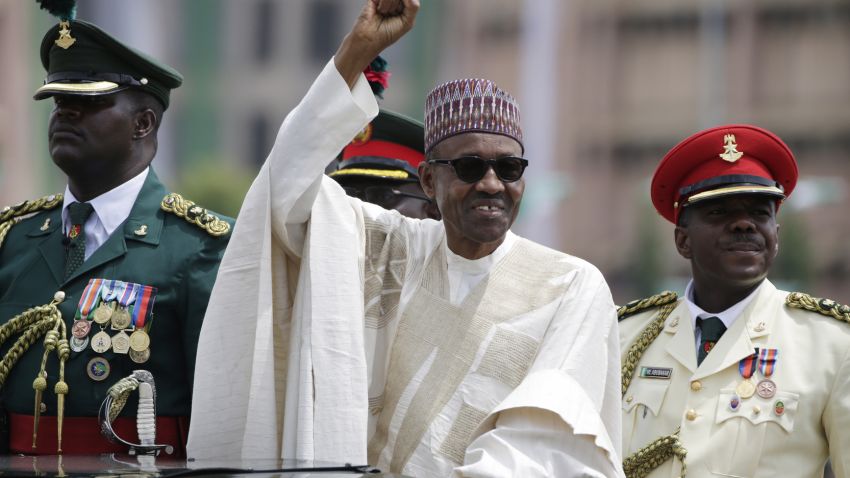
[623,428,687,478]
[786,292,850,324]
[160,193,230,237]
[25,300,66,450]
[0,194,63,249]
[0,318,54,388]
[0,221,14,250]
[0,304,56,348]
[54,319,70,452]
[621,300,678,396]
[618,291,678,320]
[0,303,62,387]
[0,194,63,222]
[106,376,140,422]
[620,296,686,477]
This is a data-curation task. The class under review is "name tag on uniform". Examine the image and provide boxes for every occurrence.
[639,366,672,379]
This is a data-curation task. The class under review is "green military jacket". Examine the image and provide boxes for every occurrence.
[0,169,232,419]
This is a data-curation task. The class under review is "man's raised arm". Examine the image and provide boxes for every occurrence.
[264,0,420,250]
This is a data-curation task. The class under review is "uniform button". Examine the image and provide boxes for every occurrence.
[690,380,702,391]
[626,395,634,403]
[685,409,697,421]
[54,291,66,303]
[753,406,761,415]
[39,403,47,413]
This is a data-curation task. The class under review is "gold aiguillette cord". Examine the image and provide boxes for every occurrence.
[30,293,68,451]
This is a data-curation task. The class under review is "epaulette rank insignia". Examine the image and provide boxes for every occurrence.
[786,292,850,325]
[161,193,230,237]
[0,194,63,249]
[618,291,678,321]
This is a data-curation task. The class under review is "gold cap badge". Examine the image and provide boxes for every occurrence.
[55,20,76,50]
[719,134,743,163]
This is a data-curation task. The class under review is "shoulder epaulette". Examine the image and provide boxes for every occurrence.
[0,194,63,249]
[161,193,230,237]
[0,194,63,223]
[786,292,850,325]
[618,291,678,321]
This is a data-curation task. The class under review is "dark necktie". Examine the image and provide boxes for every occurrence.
[65,202,94,280]
[697,316,726,366]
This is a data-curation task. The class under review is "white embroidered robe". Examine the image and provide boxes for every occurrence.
[188,59,625,478]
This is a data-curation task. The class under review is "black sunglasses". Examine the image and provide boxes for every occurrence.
[427,156,529,183]
[343,185,432,205]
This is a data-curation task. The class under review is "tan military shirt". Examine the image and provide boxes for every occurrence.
[619,280,850,477]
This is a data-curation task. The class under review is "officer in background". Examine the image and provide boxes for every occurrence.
[618,124,850,477]
[0,8,232,455]
[331,110,439,220]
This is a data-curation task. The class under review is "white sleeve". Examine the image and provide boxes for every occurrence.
[456,408,622,478]
[453,264,625,478]
[264,58,379,253]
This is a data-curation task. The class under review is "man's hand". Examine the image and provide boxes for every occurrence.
[335,0,420,89]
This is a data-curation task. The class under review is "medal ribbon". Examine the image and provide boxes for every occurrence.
[739,348,759,379]
[103,279,125,303]
[131,286,157,329]
[118,282,139,309]
[77,278,105,319]
[758,348,778,377]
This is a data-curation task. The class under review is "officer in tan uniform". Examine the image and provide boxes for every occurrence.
[619,124,850,477]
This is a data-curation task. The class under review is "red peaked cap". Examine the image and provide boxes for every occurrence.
[330,110,424,181]
[651,124,798,224]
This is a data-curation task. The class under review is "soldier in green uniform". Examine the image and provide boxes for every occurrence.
[0,9,232,455]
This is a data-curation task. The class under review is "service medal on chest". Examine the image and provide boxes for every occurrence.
[71,319,91,338]
[736,379,756,399]
[112,330,131,354]
[129,329,150,352]
[129,347,150,364]
[91,330,112,353]
[92,302,114,325]
[756,379,776,399]
[70,336,89,353]
[111,307,132,330]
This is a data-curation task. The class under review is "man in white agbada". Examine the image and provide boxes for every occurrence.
[188,1,624,476]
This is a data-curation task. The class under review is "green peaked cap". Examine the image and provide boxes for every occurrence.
[34,19,183,109]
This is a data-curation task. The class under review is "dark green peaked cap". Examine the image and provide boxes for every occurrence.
[34,19,183,109]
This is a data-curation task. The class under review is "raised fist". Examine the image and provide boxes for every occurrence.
[335,0,420,88]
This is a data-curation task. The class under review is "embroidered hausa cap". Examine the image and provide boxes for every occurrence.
[34,19,183,109]
[330,110,425,181]
[651,124,798,224]
[424,78,523,153]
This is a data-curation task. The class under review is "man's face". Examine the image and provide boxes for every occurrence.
[48,91,138,179]
[338,176,438,220]
[420,132,524,258]
[675,195,780,289]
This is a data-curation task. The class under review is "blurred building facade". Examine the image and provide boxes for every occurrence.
[2,0,848,302]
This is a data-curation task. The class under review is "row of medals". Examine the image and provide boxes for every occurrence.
[70,300,151,364]
[731,373,780,414]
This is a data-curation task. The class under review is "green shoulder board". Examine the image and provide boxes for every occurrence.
[160,193,230,237]
[786,292,850,325]
[0,194,63,249]
[618,291,678,321]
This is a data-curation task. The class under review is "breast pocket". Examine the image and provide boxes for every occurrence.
[623,379,671,454]
[709,388,800,476]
